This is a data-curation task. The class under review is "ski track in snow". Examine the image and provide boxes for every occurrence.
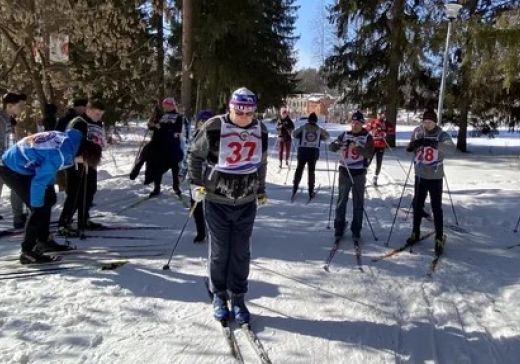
[0,122,520,363]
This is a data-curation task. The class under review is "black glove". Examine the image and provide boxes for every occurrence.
[406,139,423,152]
[422,139,438,148]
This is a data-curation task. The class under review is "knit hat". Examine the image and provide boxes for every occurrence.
[352,111,364,123]
[229,87,257,112]
[422,109,438,123]
[2,92,25,105]
[162,97,176,109]
[308,112,318,123]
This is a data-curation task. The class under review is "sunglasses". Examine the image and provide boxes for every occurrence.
[235,110,254,117]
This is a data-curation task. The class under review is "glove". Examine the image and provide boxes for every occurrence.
[422,139,438,148]
[257,193,268,205]
[191,185,206,203]
[406,139,423,152]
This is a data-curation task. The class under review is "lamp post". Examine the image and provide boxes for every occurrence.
[437,1,463,124]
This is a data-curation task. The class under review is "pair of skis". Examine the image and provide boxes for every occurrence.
[323,236,363,272]
[203,278,271,363]
[0,259,128,280]
[290,184,321,204]
[219,320,272,364]
[372,231,447,277]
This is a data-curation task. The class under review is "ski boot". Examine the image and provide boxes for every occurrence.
[372,175,378,186]
[20,248,57,265]
[434,236,445,255]
[57,225,79,237]
[213,291,230,322]
[193,233,206,244]
[86,220,105,230]
[35,237,74,253]
[231,293,250,325]
[406,231,420,246]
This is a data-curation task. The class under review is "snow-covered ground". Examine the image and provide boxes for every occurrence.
[1,121,520,364]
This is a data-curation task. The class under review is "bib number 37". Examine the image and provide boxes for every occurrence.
[226,141,257,164]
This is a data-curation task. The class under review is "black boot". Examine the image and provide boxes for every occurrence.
[20,249,57,264]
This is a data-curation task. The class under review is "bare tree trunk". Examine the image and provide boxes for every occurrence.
[385,0,405,147]
[181,0,193,118]
[154,0,165,101]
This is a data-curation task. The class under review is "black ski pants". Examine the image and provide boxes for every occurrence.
[293,154,318,194]
[205,200,257,295]
[412,177,443,240]
[58,164,97,229]
[0,165,56,252]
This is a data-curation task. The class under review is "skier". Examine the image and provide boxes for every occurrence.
[0,124,103,263]
[366,110,393,186]
[57,100,106,236]
[190,109,213,243]
[329,111,374,241]
[405,109,454,255]
[291,112,329,200]
[188,87,268,324]
[143,97,185,198]
[0,92,27,227]
[276,107,294,168]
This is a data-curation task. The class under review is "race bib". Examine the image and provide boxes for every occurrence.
[338,133,368,169]
[19,131,66,150]
[415,146,439,165]
[216,119,262,174]
[301,129,320,148]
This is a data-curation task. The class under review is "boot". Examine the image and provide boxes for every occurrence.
[435,236,445,255]
[149,187,161,198]
[372,175,378,186]
[193,233,206,244]
[20,249,57,265]
[231,293,250,325]
[13,213,27,229]
[85,220,105,230]
[35,238,74,253]
[278,161,282,169]
[212,292,230,322]
[57,225,79,237]
[406,231,420,246]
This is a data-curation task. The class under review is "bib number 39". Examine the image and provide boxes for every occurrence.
[226,141,257,164]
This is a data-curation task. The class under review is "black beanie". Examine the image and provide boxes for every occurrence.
[308,112,317,123]
[422,109,438,123]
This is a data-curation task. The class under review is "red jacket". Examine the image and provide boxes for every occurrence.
[366,118,394,149]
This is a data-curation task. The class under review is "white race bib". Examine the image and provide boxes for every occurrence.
[215,119,262,174]
[338,133,368,169]
[300,129,320,148]
[414,146,439,165]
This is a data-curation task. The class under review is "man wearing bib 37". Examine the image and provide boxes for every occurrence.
[188,87,268,325]
[406,109,454,254]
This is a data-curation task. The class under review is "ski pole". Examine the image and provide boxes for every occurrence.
[443,174,459,226]
[327,159,338,229]
[80,164,88,240]
[324,142,331,188]
[513,214,520,233]
[132,128,149,168]
[385,157,414,247]
[383,138,410,180]
[344,158,378,241]
[162,201,200,270]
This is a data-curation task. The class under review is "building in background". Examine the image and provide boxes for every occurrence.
[285,93,346,122]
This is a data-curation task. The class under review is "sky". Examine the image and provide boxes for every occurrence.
[294,0,335,70]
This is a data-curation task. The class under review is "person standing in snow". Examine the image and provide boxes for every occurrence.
[57,101,106,236]
[0,124,103,263]
[188,87,268,325]
[405,109,455,254]
[329,111,374,241]
[276,107,294,168]
[144,97,185,198]
[0,92,27,227]
[366,110,393,186]
[291,112,329,200]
